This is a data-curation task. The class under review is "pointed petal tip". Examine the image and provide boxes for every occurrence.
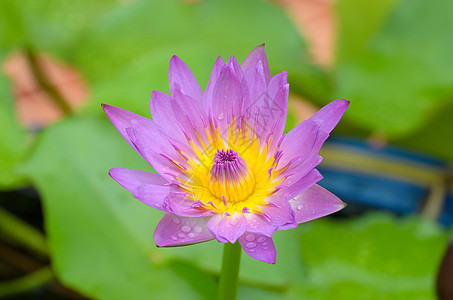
[170,55,181,63]
[101,103,112,112]
[335,98,350,108]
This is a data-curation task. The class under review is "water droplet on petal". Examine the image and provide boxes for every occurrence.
[170,235,177,241]
[249,248,256,253]
[257,237,266,243]
[188,233,195,238]
[246,242,257,248]
[262,242,268,246]
[194,226,203,233]
[217,112,225,120]
[263,247,269,250]
[181,225,191,233]
[178,233,186,239]
[297,204,304,210]
[173,218,180,224]
[245,234,256,242]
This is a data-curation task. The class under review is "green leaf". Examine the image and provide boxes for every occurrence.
[21,116,210,299]
[333,0,453,137]
[289,214,447,299]
[396,100,453,161]
[0,0,116,54]
[0,61,28,189]
[157,226,305,289]
[336,0,402,63]
[74,0,329,117]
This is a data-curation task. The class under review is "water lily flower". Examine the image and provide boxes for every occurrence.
[103,45,348,264]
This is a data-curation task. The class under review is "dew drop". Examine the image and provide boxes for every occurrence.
[297,204,304,210]
[246,242,257,249]
[217,112,225,120]
[194,226,203,233]
[263,247,269,250]
[170,235,177,241]
[177,233,186,239]
[262,242,268,246]
[172,218,181,224]
[188,233,195,238]
[245,234,256,242]
[249,248,256,253]
[257,237,266,243]
[181,225,191,233]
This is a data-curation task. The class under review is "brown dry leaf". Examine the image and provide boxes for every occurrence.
[2,51,89,129]
[276,0,336,68]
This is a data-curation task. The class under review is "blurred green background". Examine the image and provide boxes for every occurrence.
[0,0,452,299]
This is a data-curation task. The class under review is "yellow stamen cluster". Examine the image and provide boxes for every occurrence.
[172,117,286,215]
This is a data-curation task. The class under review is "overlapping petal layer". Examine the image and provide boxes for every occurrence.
[104,44,348,264]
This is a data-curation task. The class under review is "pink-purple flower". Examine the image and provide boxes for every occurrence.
[103,45,349,264]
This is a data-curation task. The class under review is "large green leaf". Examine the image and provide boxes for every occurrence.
[21,116,212,299]
[289,214,447,299]
[0,0,116,54]
[396,100,453,161]
[335,0,402,63]
[74,0,329,117]
[333,0,453,137]
[159,226,306,288]
[0,58,28,189]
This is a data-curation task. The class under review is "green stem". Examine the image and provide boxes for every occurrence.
[217,242,242,300]
[0,266,53,298]
[24,47,73,115]
[0,207,48,258]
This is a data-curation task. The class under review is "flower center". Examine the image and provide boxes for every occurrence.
[209,149,255,205]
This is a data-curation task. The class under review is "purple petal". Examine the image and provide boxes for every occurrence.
[169,55,203,101]
[278,119,328,179]
[290,184,346,224]
[133,183,172,211]
[239,232,276,264]
[127,119,188,180]
[278,100,349,173]
[154,213,214,247]
[243,61,266,109]
[244,63,288,147]
[150,90,186,143]
[109,168,167,193]
[203,56,225,110]
[308,99,349,133]
[272,169,323,200]
[212,57,247,130]
[165,193,214,217]
[207,213,247,243]
[245,214,275,237]
[102,104,153,157]
[241,44,271,83]
[171,84,208,145]
[266,83,289,151]
[151,89,206,151]
[268,71,288,98]
[261,200,297,231]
